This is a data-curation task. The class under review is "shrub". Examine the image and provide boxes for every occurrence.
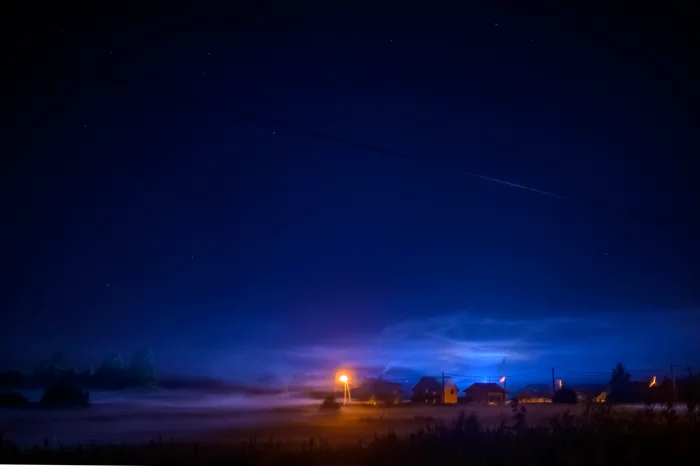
[552,387,577,404]
[319,395,341,411]
[0,391,31,408]
[40,384,90,408]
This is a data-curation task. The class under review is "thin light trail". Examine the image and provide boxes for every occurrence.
[235,110,568,201]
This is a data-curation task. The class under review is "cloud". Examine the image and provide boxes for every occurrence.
[264,312,545,376]
[210,308,700,387]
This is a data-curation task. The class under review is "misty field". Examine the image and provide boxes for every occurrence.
[0,389,649,448]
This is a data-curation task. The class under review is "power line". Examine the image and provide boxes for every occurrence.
[443,373,494,380]
[503,371,551,380]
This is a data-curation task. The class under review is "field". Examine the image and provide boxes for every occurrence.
[0,389,647,448]
[3,391,698,465]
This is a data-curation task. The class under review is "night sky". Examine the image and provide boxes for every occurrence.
[4,2,699,388]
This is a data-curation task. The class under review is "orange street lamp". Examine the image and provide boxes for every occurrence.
[339,374,351,404]
[649,376,657,388]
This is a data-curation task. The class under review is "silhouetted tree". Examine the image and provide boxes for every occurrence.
[610,362,631,385]
[607,362,632,403]
[92,353,127,389]
[129,348,156,386]
[552,387,577,404]
[101,353,125,371]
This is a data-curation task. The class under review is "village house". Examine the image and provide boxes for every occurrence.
[412,376,459,404]
[516,384,553,403]
[462,382,507,404]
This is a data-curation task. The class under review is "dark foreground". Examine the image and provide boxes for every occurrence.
[1,403,698,465]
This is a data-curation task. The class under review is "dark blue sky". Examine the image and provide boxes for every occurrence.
[4,2,699,386]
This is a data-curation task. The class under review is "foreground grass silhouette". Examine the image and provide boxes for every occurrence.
[1,403,698,465]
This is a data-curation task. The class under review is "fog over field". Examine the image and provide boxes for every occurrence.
[0,388,658,449]
[0,389,319,446]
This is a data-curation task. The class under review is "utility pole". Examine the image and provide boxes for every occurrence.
[671,364,677,401]
[552,368,556,395]
[441,372,445,404]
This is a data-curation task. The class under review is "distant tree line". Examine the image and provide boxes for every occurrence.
[0,349,157,391]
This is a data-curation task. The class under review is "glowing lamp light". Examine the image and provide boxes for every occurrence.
[338,374,351,405]
[499,376,506,383]
[649,376,657,388]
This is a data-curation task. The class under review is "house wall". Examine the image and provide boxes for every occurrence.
[487,392,505,403]
[444,386,458,404]
[413,387,440,404]
[463,390,506,404]
[520,397,552,404]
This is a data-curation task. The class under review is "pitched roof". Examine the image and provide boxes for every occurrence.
[517,384,553,398]
[412,376,457,391]
[463,382,506,394]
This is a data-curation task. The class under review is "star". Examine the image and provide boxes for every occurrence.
[272,131,276,135]
[493,22,500,28]
[106,283,110,287]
